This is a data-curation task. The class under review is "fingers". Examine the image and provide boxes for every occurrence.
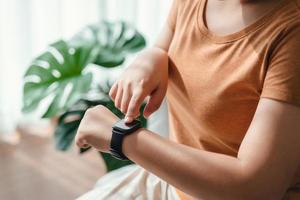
[143,85,166,118]
[75,137,90,149]
[111,81,132,114]
[111,78,151,123]
[125,88,145,123]
[121,84,132,114]
[109,82,118,100]
[114,84,123,109]
[111,79,146,123]
[110,80,164,122]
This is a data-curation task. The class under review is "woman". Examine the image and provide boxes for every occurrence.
[75,0,300,199]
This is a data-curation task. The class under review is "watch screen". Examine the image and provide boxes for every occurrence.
[113,119,141,132]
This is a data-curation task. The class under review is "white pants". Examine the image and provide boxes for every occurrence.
[76,165,180,200]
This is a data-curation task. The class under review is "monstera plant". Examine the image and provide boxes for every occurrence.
[73,21,146,67]
[23,40,97,118]
[22,21,146,172]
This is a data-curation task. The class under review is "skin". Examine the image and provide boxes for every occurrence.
[75,0,300,199]
[108,24,171,122]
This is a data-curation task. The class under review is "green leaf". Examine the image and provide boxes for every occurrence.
[54,109,85,151]
[22,40,96,118]
[72,21,146,68]
[55,119,80,151]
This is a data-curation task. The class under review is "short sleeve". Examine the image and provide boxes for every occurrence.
[260,24,300,107]
[166,0,179,31]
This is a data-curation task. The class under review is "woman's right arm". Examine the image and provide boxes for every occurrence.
[109,24,174,122]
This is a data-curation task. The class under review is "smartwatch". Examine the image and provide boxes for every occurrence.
[110,119,141,160]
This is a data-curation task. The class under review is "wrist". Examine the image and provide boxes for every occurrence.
[122,128,145,160]
[109,119,142,160]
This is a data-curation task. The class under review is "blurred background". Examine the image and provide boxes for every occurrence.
[0,0,171,199]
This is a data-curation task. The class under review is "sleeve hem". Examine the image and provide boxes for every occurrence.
[260,86,300,107]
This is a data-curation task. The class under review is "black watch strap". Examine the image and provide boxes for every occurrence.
[110,129,129,160]
[110,119,141,160]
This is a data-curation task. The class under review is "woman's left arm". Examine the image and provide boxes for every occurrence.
[75,97,300,200]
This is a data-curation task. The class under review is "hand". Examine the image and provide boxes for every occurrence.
[75,105,118,153]
[109,47,169,123]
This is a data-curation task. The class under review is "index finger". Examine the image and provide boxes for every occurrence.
[125,89,145,123]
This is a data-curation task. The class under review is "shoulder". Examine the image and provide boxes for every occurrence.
[272,0,300,32]
[265,1,300,53]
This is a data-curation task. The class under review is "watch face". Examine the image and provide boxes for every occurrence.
[113,119,141,132]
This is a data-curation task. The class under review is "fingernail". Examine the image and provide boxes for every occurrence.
[125,116,129,122]
[125,116,131,123]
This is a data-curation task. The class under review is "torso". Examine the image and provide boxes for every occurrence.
[166,0,300,199]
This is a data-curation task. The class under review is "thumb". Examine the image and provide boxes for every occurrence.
[143,85,166,118]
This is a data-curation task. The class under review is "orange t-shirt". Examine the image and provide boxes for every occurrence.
[166,0,300,199]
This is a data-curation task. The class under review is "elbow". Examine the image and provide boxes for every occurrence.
[238,190,284,200]
[200,173,287,200]
[189,161,288,200]
[210,185,284,200]
[223,177,286,200]
[233,188,283,200]
[224,162,288,200]
[192,186,281,200]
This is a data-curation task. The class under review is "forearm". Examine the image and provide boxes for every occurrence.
[133,46,169,71]
[123,129,253,200]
